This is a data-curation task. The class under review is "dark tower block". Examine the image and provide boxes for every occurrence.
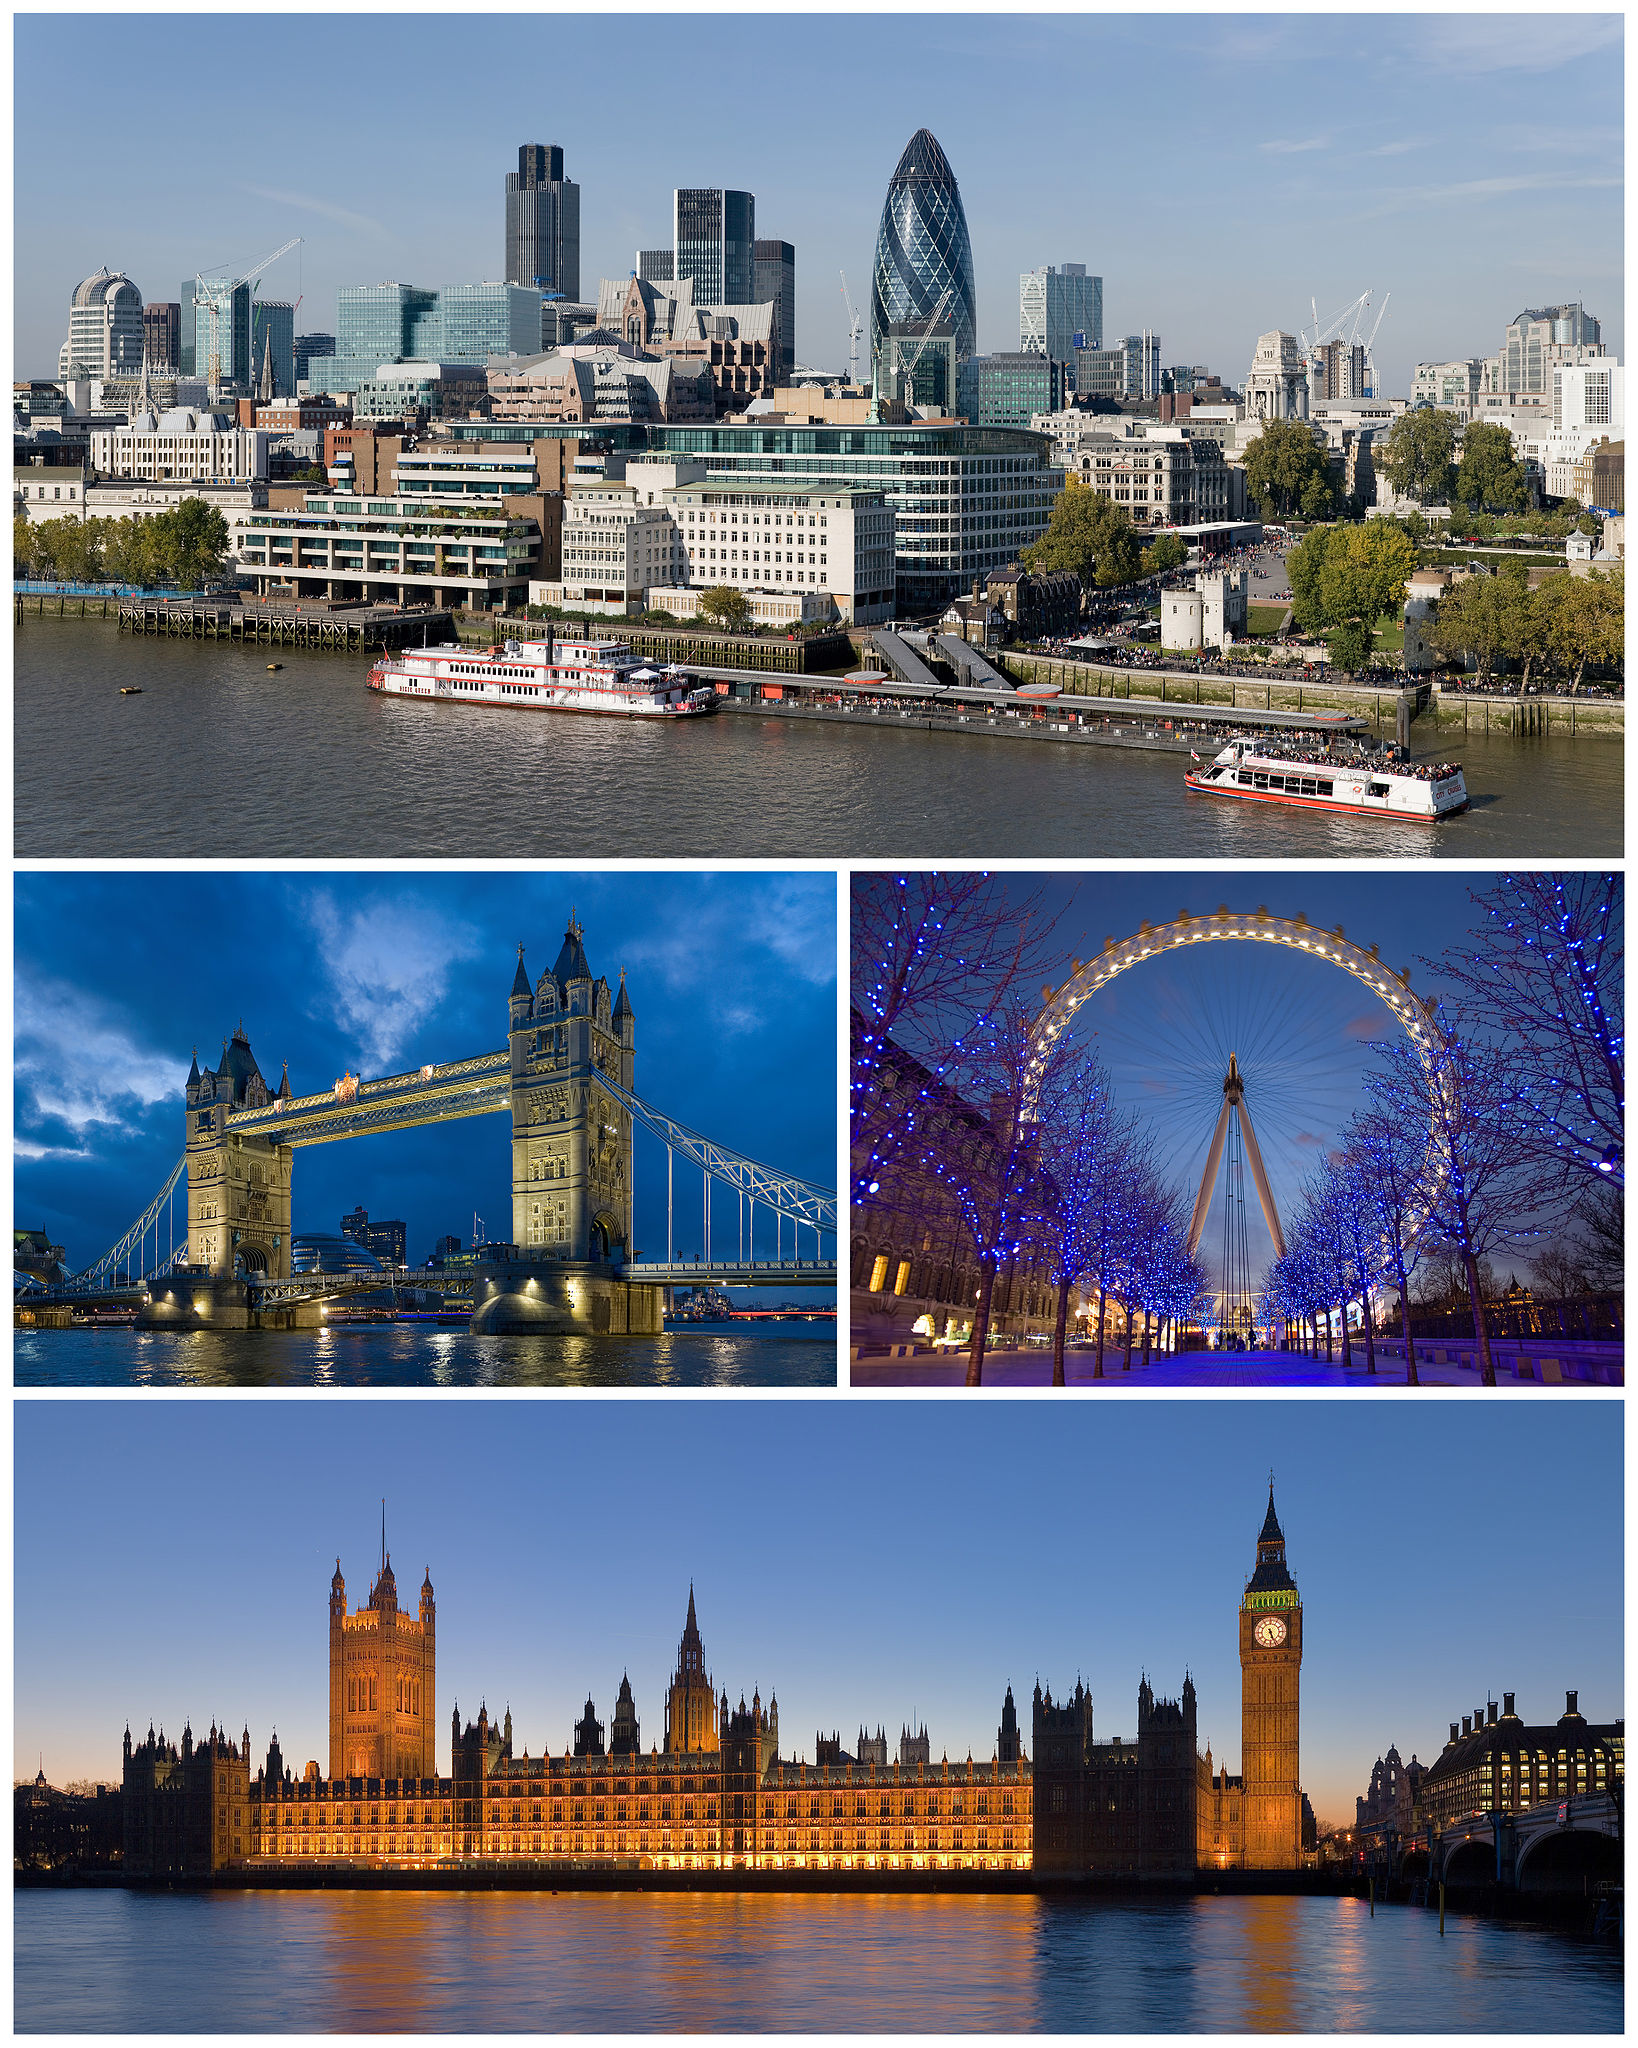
[1239,1486,1302,1869]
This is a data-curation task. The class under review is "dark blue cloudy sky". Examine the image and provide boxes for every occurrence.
[13,14,1622,391]
[15,1401,1622,1821]
[14,871,837,1274]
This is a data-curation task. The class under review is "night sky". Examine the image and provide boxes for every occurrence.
[862,870,1604,1281]
[14,871,837,1281]
[14,1400,1621,1825]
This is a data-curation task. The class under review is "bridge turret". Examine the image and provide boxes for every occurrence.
[613,970,635,1056]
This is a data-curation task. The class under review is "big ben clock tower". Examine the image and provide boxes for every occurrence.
[1239,1483,1302,1869]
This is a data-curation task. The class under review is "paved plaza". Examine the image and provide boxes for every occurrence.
[852,1342,1621,1390]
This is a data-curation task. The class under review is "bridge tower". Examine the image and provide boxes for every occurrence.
[184,1025,294,1280]
[1239,1484,1303,1869]
[507,916,635,1263]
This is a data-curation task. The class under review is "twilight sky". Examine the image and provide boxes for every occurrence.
[14,871,837,1279]
[14,1400,1621,1824]
[13,13,1622,393]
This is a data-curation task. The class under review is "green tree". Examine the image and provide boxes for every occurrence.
[697,584,752,632]
[1021,478,1141,587]
[1428,569,1515,685]
[1285,524,1338,635]
[1540,567,1624,691]
[1376,408,1457,507]
[14,514,42,578]
[1455,420,1528,514]
[152,498,231,588]
[1141,531,1187,575]
[1242,417,1332,520]
[1287,519,1415,668]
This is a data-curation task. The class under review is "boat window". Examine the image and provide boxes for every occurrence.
[1266,774,1285,790]
[1369,782,1390,797]
[1317,781,1333,796]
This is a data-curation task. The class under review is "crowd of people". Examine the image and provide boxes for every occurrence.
[1220,733,1463,782]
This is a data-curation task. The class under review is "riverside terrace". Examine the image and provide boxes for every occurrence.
[705,667,1368,756]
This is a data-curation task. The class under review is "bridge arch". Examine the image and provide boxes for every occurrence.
[1440,1838,1499,1891]
[234,1244,271,1277]
[1516,1827,1621,1895]
[590,1209,626,1261]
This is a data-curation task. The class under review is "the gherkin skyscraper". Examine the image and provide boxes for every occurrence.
[869,129,976,408]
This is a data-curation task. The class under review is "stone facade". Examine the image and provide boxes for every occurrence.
[329,1556,437,1783]
[1245,331,1309,423]
[184,1026,294,1281]
[1239,1490,1303,1869]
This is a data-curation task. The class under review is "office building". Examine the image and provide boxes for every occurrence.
[121,1488,1305,1881]
[59,268,145,381]
[181,277,252,389]
[252,301,296,402]
[1418,1693,1620,1835]
[636,249,675,283]
[597,275,778,410]
[541,300,600,351]
[339,1207,408,1268]
[238,488,542,610]
[488,345,714,426]
[322,285,543,394]
[1310,339,1365,404]
[957,353,1068,429]
[1503,303,1602,394]
[870,130,977,400]
[505,143,581,301]
[673,189,755,307]
[143,302,181,373]
[88,408,270,484]
[753,239,796,382]
[1019,263,1101,361]
[351,362,488,423]
[1412,359,1486,416]
[294,333,337,383]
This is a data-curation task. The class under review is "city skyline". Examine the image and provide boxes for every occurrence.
[14,14,1622,394]
[14,1401,1621,1823]
[14,871,836,1279]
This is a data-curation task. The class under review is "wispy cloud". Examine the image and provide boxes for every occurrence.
[240,184,387,237]
[618,879,834,1039]
[14,1137,91,1162]
[1344,169,1621,225]
[15,976,182,1137]
[1366,138,1423,158]
[1258,136,1327,156]
[1417,15,1621,74]
[301,890,483,1071]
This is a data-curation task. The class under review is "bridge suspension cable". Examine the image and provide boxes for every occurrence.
[600,1074,836,1264]
[70,1156,186,1290]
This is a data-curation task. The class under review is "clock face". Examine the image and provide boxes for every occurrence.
[1253,1614,1288,1648]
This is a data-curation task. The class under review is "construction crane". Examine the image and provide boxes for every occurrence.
[838,270,865,386]
[893,286,955,409]
[1302,288,1372,358]
[194,236,302,398]
[1359,292,1390,397]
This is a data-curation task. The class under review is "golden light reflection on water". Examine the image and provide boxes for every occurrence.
[13,1887,1625,2032]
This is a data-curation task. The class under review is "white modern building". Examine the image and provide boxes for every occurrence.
[531,456,895,623]
[88,407,271,483]
[59,267,145,380]
[1020,263,1102,359]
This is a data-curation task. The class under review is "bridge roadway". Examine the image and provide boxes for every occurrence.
[227,1050,510,1146]
[1433,1792,1620,1891]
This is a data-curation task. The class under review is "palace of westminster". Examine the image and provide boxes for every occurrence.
[123,1493,1308,1882]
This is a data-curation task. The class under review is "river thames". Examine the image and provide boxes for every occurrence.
[15,623,1623,858]
[13,1889,1621,2032]
[12,1320,835,1389]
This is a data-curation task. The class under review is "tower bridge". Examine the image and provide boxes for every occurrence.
[56,916,835,1334]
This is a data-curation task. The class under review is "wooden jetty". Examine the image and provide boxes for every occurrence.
[114,596,453,650]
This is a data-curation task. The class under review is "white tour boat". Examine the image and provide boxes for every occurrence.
[368,632,717,719]
[1184,739,1468,820]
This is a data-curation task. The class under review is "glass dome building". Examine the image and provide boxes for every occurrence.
[869,130,977,412]
[291,1233,387,1277]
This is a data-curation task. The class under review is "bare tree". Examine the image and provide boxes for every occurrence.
[1437,873,1623,1196]
[1367,1017,1541,1385]
[1344,1106,1431,1385]
[1032,1042,1124,1387]
[850,871,1060,1207]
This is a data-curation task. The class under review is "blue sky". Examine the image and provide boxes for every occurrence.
[14,14,1623,392]
[14,871,837,1276]
[14,1400,1622,1822]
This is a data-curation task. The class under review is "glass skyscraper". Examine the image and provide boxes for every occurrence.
[753,239,796,381]
[674,189,755,306]
[1020,264,1102,361]
[505,143,581,300]
[869,130,977,401]
[320,284,543,393]
[180,277,250,385]
[251,300,296,398]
